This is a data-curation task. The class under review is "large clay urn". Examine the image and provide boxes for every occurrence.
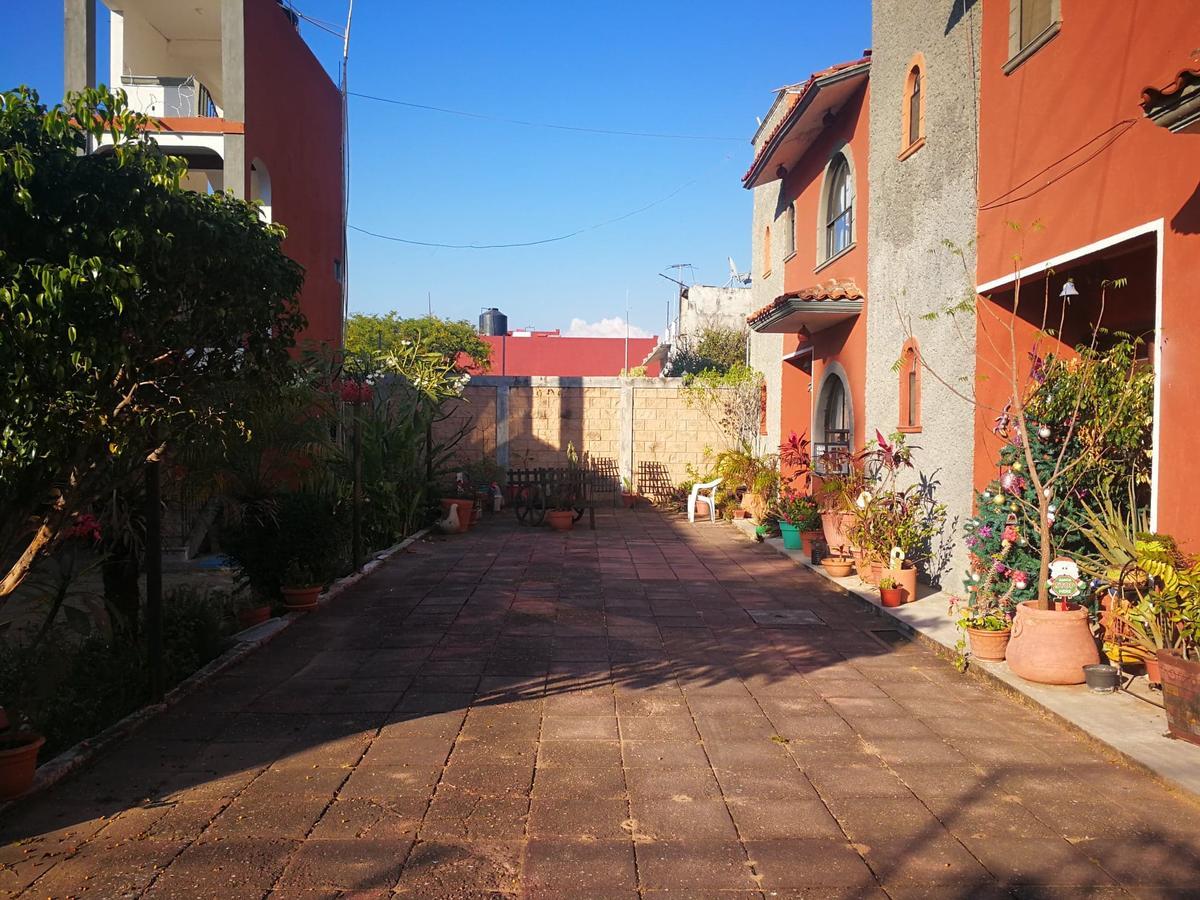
[1005,601,1099,685]
[820,510,855,554]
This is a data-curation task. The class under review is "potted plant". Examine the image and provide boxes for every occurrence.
[440,474,475,533]
[820,554,854,578]
[281,560,323,611]
[223,491,346,609]
[0,706,45,801]
[1106,535,1200,741]
[773,491,821,553]
[950,577,1015,662]
[621,476,639,508]
[878,575,904,609]
[235,593,272,629]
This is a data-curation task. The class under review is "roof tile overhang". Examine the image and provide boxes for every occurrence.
[743,57,870,189]
[1141,66,1200,134]
[747,279,864,334]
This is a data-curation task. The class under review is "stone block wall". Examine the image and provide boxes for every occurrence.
[434,376,735,493]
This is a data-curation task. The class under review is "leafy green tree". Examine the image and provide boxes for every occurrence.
[345,312,491,371]
[0,87,304,599]
[666,325,747,377]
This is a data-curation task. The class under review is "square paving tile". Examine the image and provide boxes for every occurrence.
[634,839,759,891]
[747,609,827,626]
[523,838,637,897]
[744,838,878,889]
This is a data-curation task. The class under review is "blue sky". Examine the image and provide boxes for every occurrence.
[3,1,870,337]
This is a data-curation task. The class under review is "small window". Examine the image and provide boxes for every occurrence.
[908,68,921,145]
[898,339,921,433]
[900,55,926,157]
[786,203,796,257]
[763,224,772,276]
[1006,0,1060,70]
[824,155,853,260]
[1019,0,1053,49]
[334,258,344,284]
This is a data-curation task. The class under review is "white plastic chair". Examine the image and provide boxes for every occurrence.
[688,478,722,523]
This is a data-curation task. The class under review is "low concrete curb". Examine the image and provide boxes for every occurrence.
[1,527,432,811]
[728,518,1200,801]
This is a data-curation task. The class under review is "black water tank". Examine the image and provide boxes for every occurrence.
[479,308,508,336]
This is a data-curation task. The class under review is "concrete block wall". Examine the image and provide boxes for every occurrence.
[434,376,736,493]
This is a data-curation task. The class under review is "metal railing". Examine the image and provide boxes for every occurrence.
[120,75,220,118]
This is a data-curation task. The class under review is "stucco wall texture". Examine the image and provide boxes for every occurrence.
[866,0,981,586]
[747,93,792,457]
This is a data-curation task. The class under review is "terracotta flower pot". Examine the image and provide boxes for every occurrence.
[1004,601,1100,685]
[879,587,904,608]
[0,732,45,801]
[440,498,472,533]
[1158,651,1200,746]
[821,557,853,578]
[546,510,575,532]
[740,491,768,522]
[800,530,823,558]
[820,509,854,553]
[884,564,918,604]
[1145,654,1162,686]
[966,626,1011,661]
[282,585,321,611]
[237,605,271,629]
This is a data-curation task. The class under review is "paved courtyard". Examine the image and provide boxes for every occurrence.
[3,508,1200,898]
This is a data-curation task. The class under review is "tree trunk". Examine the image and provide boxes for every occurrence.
[102,550,141,641]
[1037,506,1052,610]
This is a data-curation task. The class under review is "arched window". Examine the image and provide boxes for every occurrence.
[908,69,922,144]
[763,224,772,275]
[250,158,272,223]
[814,368,853,476]
[901,54,927,157]
[824,155,853,260]
[786,202,797,257]
[898,338,921,433]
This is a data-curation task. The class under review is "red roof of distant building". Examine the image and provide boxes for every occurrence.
[459,333,662,377]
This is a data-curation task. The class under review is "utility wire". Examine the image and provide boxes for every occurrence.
[979,118,1137,211]
[348,90,743,142]
[349,156,731,249]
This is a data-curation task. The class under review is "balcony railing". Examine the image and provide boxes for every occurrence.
[120,75,220,119]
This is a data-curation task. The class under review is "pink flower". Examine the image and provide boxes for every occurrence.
[1002,526,1019,543]
[66,513,102,544]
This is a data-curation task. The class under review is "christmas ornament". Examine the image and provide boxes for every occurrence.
[1047,557,1083,606]
[1038,425,1051,439]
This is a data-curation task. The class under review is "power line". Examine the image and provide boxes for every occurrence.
[349,157,730,249]
[348,90,743,142]
[979,118,1137,211]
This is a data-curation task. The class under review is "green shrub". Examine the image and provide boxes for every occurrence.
[0,587,233,758]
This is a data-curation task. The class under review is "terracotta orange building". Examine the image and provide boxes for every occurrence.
[743,56,872,475]
[66,0,345,349]
[974,0,1200,546]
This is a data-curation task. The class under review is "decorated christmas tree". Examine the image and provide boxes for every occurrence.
[963,356,1093,609]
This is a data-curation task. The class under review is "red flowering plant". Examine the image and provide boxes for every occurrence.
[773,491,821,530]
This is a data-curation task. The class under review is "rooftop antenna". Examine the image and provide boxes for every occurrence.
[725,256,751,287]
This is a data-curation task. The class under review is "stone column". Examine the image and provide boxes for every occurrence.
[619,379,635,487]
[495,382,510,468]
[63,0,96,97]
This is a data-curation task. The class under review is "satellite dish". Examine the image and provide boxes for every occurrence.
[726,256,751,288]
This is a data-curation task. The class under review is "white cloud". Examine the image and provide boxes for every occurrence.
[566,316,651,339]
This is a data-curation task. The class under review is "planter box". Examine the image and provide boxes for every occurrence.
[1159,651,1200,747]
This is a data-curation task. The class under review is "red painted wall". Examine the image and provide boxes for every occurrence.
[242,0,344,351]
[775,82,871,452]
[462,334,662,377]
[975,0,1200,544]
